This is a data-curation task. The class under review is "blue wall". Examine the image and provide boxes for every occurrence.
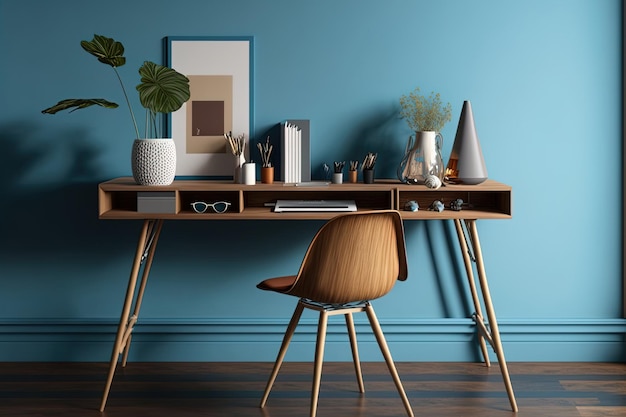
[0,0,624,362]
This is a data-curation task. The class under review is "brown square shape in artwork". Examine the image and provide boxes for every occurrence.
[192,101,225,136]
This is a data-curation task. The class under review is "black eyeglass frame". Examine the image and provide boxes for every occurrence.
[190,201,232,214]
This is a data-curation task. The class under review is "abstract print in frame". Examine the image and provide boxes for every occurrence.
[166,36,253,177]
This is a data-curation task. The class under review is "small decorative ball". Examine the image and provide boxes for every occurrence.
[424,175,442,189]
[404,200,419,212]
[429,200,445,212]
[450,198,464,211]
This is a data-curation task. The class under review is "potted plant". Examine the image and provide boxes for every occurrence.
[397,87,452,186]
[42,34,191,185]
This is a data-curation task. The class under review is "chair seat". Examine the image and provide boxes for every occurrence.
[257,275,297,293]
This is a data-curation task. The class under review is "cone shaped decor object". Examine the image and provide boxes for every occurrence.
[445,100,488,185]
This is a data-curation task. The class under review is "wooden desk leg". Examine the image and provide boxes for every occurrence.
[464,219,518,412]
[121,220,163,367]
[453,219,490,366]
[99,219,164,412]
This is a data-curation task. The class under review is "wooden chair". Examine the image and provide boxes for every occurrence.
[257,210,414,417]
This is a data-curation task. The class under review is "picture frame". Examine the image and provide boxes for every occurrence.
[165,36,254,177]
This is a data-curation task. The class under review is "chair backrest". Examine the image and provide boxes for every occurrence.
[285,210,408,304]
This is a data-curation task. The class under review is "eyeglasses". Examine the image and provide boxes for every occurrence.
[190,201,231,214]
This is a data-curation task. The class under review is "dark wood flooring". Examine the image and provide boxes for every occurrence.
[0,362,624,416]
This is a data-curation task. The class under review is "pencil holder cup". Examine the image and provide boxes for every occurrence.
[261,166,274,184]
[348,170,358,183]
[233,154,245,184]
[332,172,343,184]
[363,169,375,184]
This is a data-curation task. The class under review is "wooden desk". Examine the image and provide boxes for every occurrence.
[97,177,517,412]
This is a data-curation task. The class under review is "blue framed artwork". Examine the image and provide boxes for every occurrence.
[165,36,254,177]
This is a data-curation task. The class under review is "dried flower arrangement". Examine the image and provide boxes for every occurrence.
[399,87,452,132]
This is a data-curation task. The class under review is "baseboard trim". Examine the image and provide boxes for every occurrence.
[1,318,625,362]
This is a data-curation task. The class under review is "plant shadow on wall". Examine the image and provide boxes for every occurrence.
[335,105,401,179]
[341,103,483,343]
[0,121,133,268]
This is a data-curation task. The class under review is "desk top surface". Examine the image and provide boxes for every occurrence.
[100,177,511,191]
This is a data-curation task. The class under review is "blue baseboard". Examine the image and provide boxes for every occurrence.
[1,318,625,362]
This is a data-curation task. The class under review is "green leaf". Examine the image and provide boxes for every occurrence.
[80,34,126,67]
[136,61,190,114]
[41,98,119,114]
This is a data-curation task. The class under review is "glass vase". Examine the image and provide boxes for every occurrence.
[397,131,444,185]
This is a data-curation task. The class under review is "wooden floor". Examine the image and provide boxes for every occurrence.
[0,362,624,416]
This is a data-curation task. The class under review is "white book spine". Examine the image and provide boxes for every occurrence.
[295,127,301,183]
[285,123,291,182]
[288,123,294,183]
[281,123,286,181]
[285,123,292,182]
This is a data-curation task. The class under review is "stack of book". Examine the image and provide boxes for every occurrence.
[281,120,310,183]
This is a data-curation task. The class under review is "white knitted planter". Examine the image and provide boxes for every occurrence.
[131,139,176,186]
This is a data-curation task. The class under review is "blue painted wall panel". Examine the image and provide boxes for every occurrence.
[0,0,623,361]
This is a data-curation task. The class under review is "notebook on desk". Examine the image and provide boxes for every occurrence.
[274,199,357,212]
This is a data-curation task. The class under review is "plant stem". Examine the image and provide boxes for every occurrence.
[148,110,159,138]
[112,66,140,139]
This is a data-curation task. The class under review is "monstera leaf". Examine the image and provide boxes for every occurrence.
[80,34,126,68]
[42,98,119,114]
[136,61,190,114]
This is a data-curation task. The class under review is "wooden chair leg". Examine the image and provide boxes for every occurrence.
[260,302,305,408]
[345,312,365,393]
[310,310,329,417]
[365,304,414,417]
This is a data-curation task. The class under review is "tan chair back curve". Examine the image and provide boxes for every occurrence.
[284,210,408,304]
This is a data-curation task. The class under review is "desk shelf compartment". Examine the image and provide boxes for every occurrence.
[243,189,395,213]
[179,190,243,215]
[396,181,512,220]
[99,190,139,215]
